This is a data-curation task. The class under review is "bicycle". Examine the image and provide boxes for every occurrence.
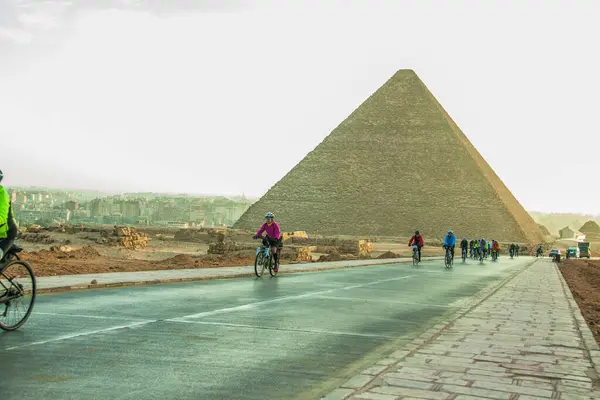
[0,243,36,331]
[253,236,278,277]
[412,245,420,266]
[492,249,498,262]
[461,247,467,263]
[444,246,454,269]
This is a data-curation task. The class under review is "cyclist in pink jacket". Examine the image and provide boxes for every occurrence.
[253,212,282,271]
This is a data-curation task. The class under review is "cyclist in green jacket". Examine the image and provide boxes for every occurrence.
[0,170,18,263]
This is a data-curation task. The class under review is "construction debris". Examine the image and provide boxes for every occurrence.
[295,247,313,262]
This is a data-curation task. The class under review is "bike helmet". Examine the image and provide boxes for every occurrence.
[415,230,420,235]
[0,169,3,183]
[448,230,453,234]
[265,212,274,219]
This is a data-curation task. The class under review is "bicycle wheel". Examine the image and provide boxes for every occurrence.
[0,260,37,331]
[254,251,265,277]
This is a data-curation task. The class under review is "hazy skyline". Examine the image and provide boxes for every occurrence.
[1,0,599,214]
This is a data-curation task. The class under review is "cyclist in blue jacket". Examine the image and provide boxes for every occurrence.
[443,230,456,259]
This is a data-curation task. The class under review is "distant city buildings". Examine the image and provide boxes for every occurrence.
[7,187,255,228]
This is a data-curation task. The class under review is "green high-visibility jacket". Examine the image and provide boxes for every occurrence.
[0,185,12,239]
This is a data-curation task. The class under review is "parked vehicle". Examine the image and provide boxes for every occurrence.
[578,242,591,259]
[566,247,580,259]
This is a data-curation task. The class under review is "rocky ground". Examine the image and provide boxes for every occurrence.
[559,259,600,344]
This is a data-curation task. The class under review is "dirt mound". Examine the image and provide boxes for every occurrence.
[580,221,600,235]
[559,260,600,345]
[377,251,399,259]
[160,254,195,265]
[23,244,101,261]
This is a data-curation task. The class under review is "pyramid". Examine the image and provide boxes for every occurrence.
[234,70,543,243]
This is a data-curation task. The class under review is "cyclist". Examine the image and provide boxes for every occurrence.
[443,230,456,260]
[253,212,282,272]
[492,240,500,258]
[515,243,520,257]
[509,243,516,257]
[536,244,543,257]
[460,237,468,259]
[473,239,479,259]
[0,170,18,264]
[408,230,424,262]
[479,238,487,258]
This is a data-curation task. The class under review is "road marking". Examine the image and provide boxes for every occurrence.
[166,319,396,339]
[170,275,415,321]
[34,312,152,322]
[313,295,454,308]
[5,274,414,350]
[5,321,150,351]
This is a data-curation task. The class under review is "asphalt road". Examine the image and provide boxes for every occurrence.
[0,257,532,399]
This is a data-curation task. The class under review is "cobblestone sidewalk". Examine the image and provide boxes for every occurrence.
[324,260,600,400]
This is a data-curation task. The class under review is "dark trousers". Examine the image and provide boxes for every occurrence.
[262,236,282,264]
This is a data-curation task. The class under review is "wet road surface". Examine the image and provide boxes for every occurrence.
[0,257,532,399]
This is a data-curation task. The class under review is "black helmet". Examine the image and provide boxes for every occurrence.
[415,230,420,235]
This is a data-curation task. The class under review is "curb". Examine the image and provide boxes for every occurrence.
[34,257,441,295]
[322,258,539,400]
[554,261,600,376]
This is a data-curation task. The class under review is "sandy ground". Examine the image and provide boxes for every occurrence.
[559,259,600,345]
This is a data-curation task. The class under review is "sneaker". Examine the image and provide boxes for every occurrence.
[274,264,279,273]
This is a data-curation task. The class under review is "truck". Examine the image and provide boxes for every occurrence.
[578,242,591,259]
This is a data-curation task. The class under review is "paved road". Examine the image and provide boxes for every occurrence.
[0,257,532,399]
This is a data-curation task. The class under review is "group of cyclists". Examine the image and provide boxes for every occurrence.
[409,230,525,263]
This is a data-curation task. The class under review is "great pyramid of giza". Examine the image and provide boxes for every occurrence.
[234,70,543,243]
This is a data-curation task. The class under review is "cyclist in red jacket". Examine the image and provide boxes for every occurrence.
[408,230,424,262]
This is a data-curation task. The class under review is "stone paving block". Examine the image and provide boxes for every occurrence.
[472,354,513,363]
[322,388,354,400]
[560,379,593,389]
[383,372,436,382]
[351,393,399,400]
[389,350,411,359]
[361,365,389,376]
[341,374,375,389]
[370,386,450,400]
[376,358,399,366]
[395,366,440,377]
[471,381,553,397]
[439,385,511,400]
[454,397,495,400]
[515,379,555,390]
[383,377,435,390]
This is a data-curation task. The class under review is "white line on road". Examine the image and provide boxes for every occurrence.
[170,275,414,321]
[5,274,414,351]
[167,319,396,339]
[34,312,153,322]
[313,295,454,308]
[5,321,151,351]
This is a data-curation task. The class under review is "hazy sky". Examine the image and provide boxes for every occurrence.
[1,0,599,214]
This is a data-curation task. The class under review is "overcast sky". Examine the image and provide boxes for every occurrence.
[1,0,598,214]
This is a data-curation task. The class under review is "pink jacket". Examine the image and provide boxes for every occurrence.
[256,222,281,239]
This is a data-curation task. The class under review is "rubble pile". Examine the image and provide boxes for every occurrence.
[114,226,150,250]
[207,233,255,254]
[294,247,313,262]
[93,226,150,249]
[18,232,56,244]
